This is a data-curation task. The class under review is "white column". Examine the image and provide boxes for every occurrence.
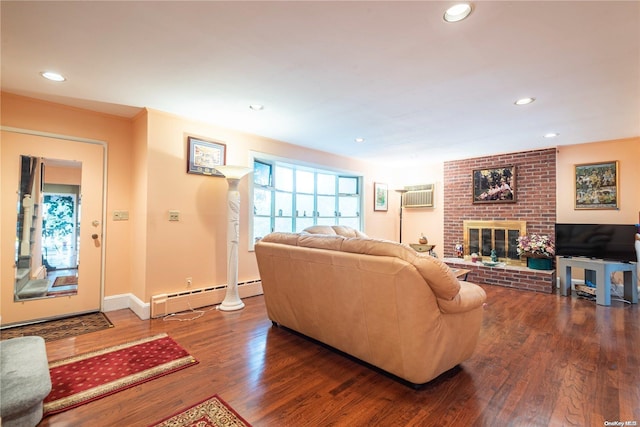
[216,166,252,312]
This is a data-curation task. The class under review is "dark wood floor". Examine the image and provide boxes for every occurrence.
[40,284,639,427]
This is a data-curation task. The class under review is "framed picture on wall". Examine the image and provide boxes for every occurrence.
[472,165,516,203]
[187,136,226,176]
[374,182,388,211]
[574,161,619,209]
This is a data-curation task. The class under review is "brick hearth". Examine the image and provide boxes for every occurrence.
[445,258,556,294]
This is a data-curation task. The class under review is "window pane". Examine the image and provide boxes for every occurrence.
[254,161,272,186]
[253,217,272,241]
[339,176,358,194]
[338,217,360,229]
[254,188,271,215]
[316,217,336,226]
[275,166,293,191]
[275,191,292,216]
[317,195,336,217]
[296,194,314,217]
[317,174,335,195]
[295,218,314,232]
[338,196,358,217]
[274,217,292,232]
[296,170,314,194]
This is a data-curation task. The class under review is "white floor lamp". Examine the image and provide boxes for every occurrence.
[215,165,253,312]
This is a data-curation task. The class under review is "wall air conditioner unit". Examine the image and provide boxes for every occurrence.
[402,184,435,208]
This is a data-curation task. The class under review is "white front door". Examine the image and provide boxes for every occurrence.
[1,130,105,325]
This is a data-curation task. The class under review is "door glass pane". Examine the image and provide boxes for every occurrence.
[481,229,492,256]
[275,166,293,192]
[253,217,272,240]
[495,229,505,258]
[469,229,480,255]
[296,170,314,194]
[339,176,358,194]
[317,195,336,217]
[254,188,271,215]
[317,174,335,195]
[275,191,292,216]
[296,194,314,217]
[338,196,358,217]
[508,230,520,259]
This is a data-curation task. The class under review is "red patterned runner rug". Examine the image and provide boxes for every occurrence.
[44,333,198,416]
[150,394,252,427]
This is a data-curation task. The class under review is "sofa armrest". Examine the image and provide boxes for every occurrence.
[437,282,486,314]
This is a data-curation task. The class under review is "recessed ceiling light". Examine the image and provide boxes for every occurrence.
[514,97,536,106]
[249,104,264,111]
[40,71,66,82]
[544,132,559,138]
[354,137,365,143]
[444,3,473,22]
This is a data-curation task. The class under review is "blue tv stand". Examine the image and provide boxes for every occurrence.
[558,257,638,306]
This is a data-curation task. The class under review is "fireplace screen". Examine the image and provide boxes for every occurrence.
[463,220,526,265]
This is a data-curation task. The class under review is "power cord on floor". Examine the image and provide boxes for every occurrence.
[162,295,217,322]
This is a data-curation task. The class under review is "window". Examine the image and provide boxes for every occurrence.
[252,158,362,243]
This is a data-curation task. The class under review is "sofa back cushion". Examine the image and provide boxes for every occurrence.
[259,232,461,300]
[303,225,368,238]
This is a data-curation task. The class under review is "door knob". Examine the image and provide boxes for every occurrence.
[92,234,99,240]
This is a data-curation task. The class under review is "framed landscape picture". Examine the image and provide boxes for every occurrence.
[187,136,226,176]
[472,165,516,203]
[575,161,618,209]
[374,182,388,211]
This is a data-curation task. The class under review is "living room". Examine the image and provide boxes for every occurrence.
[1,2,639,426]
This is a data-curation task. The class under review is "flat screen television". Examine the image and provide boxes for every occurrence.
[554,223,638,263]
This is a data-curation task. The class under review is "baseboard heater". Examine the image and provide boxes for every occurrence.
[150,279,263,318]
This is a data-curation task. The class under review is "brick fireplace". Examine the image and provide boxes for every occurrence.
[443,148,557,293]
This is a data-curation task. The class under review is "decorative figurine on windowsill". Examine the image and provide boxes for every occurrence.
[491,249,498,263]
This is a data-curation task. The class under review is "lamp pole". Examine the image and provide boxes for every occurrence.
[395,189,408,243]
[214,165,253,312]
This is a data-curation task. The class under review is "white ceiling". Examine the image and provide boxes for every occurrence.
[2,1,639,167]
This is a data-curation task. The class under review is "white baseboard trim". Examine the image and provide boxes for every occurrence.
[103,293,150,320]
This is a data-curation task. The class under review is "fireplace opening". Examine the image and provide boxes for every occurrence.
[463,220,527,265]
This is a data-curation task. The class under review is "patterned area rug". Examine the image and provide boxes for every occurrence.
[0,312,113,342]
[44,333,198,416]
[52,275,78,287]
[150,395,252,427]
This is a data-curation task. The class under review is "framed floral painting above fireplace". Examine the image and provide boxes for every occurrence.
[472,165,516,203]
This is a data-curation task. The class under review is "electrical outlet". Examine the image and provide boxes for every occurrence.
[186,277,192,288]
[169,210,180,222]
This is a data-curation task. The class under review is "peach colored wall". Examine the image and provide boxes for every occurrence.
[557,137,639,224]
[140,108,395,300]
[1,94,396,309]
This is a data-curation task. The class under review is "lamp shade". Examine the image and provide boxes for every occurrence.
[213,165,252,180]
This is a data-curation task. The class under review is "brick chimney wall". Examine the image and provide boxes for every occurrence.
[443,148,557,258]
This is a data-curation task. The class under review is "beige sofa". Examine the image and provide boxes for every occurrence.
[254,229,487,386]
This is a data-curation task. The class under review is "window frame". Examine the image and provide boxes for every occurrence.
[249,152,363,250]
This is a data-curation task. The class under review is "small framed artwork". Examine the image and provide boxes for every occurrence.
[472,165,516,203]
[575,161,619,209]
[374,182,388,211]
[187,136,226,176]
